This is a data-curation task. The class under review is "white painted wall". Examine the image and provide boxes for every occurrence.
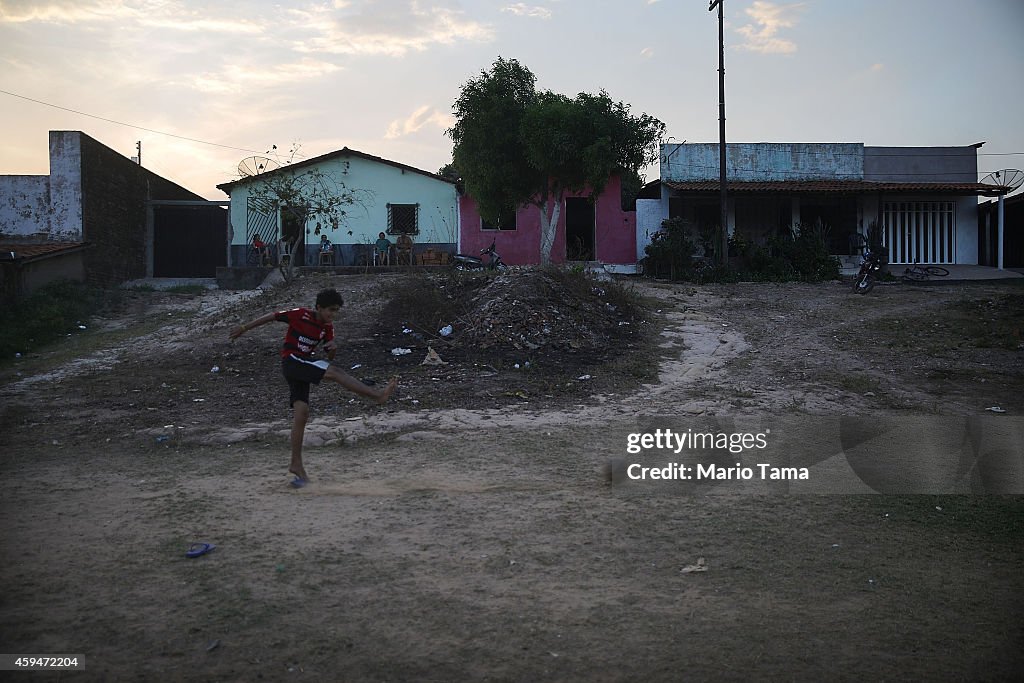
[0,132,87,240]
[955,196,979,264]
[662,142,864,182]
[0,176,50,237]
[224,153,459,247]
[47,131,84,240]
[635,198,663,261]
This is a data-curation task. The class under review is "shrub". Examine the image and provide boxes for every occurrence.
[0,280,119,360]
[642,217,697,280]
[644,220,840,283]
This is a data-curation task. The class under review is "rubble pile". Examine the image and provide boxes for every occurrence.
[453,270,636,354]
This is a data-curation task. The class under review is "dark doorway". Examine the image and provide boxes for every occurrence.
[281,205,308,265]
[565,197,595,261]
[153,204,227,277]
[800,197,858,254]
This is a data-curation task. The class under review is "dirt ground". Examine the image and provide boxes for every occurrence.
[1,271,1022,681]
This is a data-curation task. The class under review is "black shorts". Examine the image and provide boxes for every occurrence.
[281,355,330,407]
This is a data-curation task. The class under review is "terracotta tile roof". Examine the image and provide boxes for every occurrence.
[662,180,1010,196]
[0,242,90,261]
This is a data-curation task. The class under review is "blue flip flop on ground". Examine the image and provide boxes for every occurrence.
[186,542,216,558]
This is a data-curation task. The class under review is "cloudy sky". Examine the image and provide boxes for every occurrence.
[2,0,1022,199]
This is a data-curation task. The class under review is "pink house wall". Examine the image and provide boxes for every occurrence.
[459,174,637,265]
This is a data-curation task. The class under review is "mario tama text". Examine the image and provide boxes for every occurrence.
[627,462,809,481]
[625,428,809,482]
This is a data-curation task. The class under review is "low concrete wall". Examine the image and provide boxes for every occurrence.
[0,251,87,302]
[215,264,450,290]
[215,266,275,290]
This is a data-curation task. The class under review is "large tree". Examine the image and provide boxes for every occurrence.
[448,57,665,264]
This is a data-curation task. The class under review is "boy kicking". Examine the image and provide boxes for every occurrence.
[229,288,397,487]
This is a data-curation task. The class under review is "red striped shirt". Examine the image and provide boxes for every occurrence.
[274,308,334,359]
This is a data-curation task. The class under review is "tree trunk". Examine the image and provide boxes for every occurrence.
[279,236,300,282]
[538,196,561,265]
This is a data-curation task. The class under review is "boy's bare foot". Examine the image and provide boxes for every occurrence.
[377,376,398,404]
[289,467,309,482]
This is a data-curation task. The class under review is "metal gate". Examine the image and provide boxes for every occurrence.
[882,201,956,264]
[246,197,279,245]
[151,201,229,277]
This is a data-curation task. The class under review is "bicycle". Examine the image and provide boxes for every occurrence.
[901,263,949,282]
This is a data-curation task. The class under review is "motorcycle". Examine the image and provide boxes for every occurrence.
[852,248,883,294]
[452,241,508,272]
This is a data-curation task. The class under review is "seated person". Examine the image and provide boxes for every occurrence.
[396,233,413,264]
[318,234,333,264]
[252,236,269,264]
[374,232,392,263]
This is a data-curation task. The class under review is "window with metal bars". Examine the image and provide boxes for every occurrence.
[387,203,419,235]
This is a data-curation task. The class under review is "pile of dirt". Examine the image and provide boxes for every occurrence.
[365,269,656,405]
[445,269,644,355]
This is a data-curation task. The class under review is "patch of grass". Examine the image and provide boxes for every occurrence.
[855,496,1024,540]
[948,293,1024,349]
[0,319,165,388]
[0,280,123,361]
[604,349,659,382]
[835,291,1024,355]
[832,373,882,394]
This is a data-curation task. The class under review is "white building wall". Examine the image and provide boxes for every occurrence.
[635,198,664,261]
[955,196,979,264]
[662,142,864,182]
[0,176,50,237]
[225,154,459,247]
[0,132,86,241]
[48,131,84,240]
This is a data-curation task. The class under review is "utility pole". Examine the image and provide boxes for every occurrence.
[709,0,728,265]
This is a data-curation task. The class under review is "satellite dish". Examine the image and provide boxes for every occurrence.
[980,169,1024,193]
[237,155,281,178]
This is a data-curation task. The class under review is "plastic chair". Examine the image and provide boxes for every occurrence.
[278,239,292,266]
[373,246,391,266]
[318,248,334,266]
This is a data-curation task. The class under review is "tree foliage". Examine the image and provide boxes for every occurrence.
[447,57,665,263]
[244,144,371,279]
[246,144,367,239]
[448,57,540,226]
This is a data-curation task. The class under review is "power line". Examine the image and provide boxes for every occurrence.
[0,87,264,154]
[660,145,1024,158]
